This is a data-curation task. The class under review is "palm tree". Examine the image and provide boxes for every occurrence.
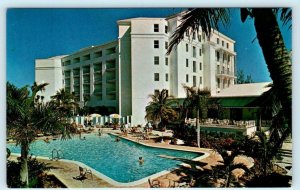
[51,88,78,116]
[168,8,292,148]
[145,89,178,130]
[183,85,211,148]
[7,82,76,186]
[212,149,250,187]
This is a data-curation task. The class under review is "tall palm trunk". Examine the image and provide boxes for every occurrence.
[225,166,231,187]
[252,8,292,152]
[252,9,292,124]
[20,141,29,186]
[196,109,200,148]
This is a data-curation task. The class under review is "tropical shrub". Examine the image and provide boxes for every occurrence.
[7,155,51,188]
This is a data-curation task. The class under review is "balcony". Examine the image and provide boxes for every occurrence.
[73,72,80,77]
[106,87,116,94]
[215,45,236,56]
[106,78,116,83]
[94,70,102,74]
[94,80,102,84]
[94,90,102,95]
[73,82,80,86]
[105,47,116,55]
[106,67,116,72]
[83,79,90,84]
[216,70,235,78]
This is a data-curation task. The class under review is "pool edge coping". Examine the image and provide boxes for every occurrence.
[9,133,210,187]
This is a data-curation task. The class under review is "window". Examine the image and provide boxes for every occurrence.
[199,48,202,56]
[165,25,168,34]
[228,55,230,62]
[199,62,202,70]
[186,74,189,82]
[228,80,230,87]
[185,30,189,37]
[222,41,224,46]
[165,41,168,49]
[227,68,230,75]
[154,89,159,96]
[165,57,168,65]
[192,32,196,40]
[217,38,219,44]
[193,46,196,57]
[217,65,220,73]
[186,44,189,52]
[223,53,226,62]
[186,59,189,67]
[154,24,159,32]
[216,51,220,61]
[154,40,159,48]
[154,73,159,81]
[200,77,202,84]
[198,34,202,42]
[217,78,220,88]
[226,43,229,49]
[166,90,169,97]
[193,76,196,87]
[193,61,196,72]
[154,56,159,65]
[165,73,168,81]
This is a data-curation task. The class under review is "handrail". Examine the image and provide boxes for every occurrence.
[51,149,64,161]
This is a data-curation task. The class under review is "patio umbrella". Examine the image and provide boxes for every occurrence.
[109,113,121,119]
[89,113,101,117]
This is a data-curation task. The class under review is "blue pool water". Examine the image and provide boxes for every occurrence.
[7,134,202,183]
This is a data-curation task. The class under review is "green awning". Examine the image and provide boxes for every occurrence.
[217,97,258,108]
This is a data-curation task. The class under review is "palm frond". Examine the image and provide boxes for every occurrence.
[167,8,230,54]
[274,8,292,29]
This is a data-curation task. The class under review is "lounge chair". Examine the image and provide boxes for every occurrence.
[73,166,93,182]
[148,178,161,188]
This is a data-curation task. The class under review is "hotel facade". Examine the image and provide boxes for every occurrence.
[35,14,237,125]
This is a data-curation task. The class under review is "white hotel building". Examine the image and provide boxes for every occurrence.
[35,14,237,125]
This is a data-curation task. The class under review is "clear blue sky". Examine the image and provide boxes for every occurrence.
[7,8,292,87]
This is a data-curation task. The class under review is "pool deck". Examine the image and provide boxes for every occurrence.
[9,129,226,188]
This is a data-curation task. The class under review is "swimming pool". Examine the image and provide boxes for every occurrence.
[7,134,203,184]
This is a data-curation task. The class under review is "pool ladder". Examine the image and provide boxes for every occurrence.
[51,149,63,161]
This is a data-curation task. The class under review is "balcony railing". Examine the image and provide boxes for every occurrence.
[216,70,235,77]
[94,90,102,95]
[94,80,102,84]
[106,67,116,72]
[106,78,116,83]
[106,88,116,94]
